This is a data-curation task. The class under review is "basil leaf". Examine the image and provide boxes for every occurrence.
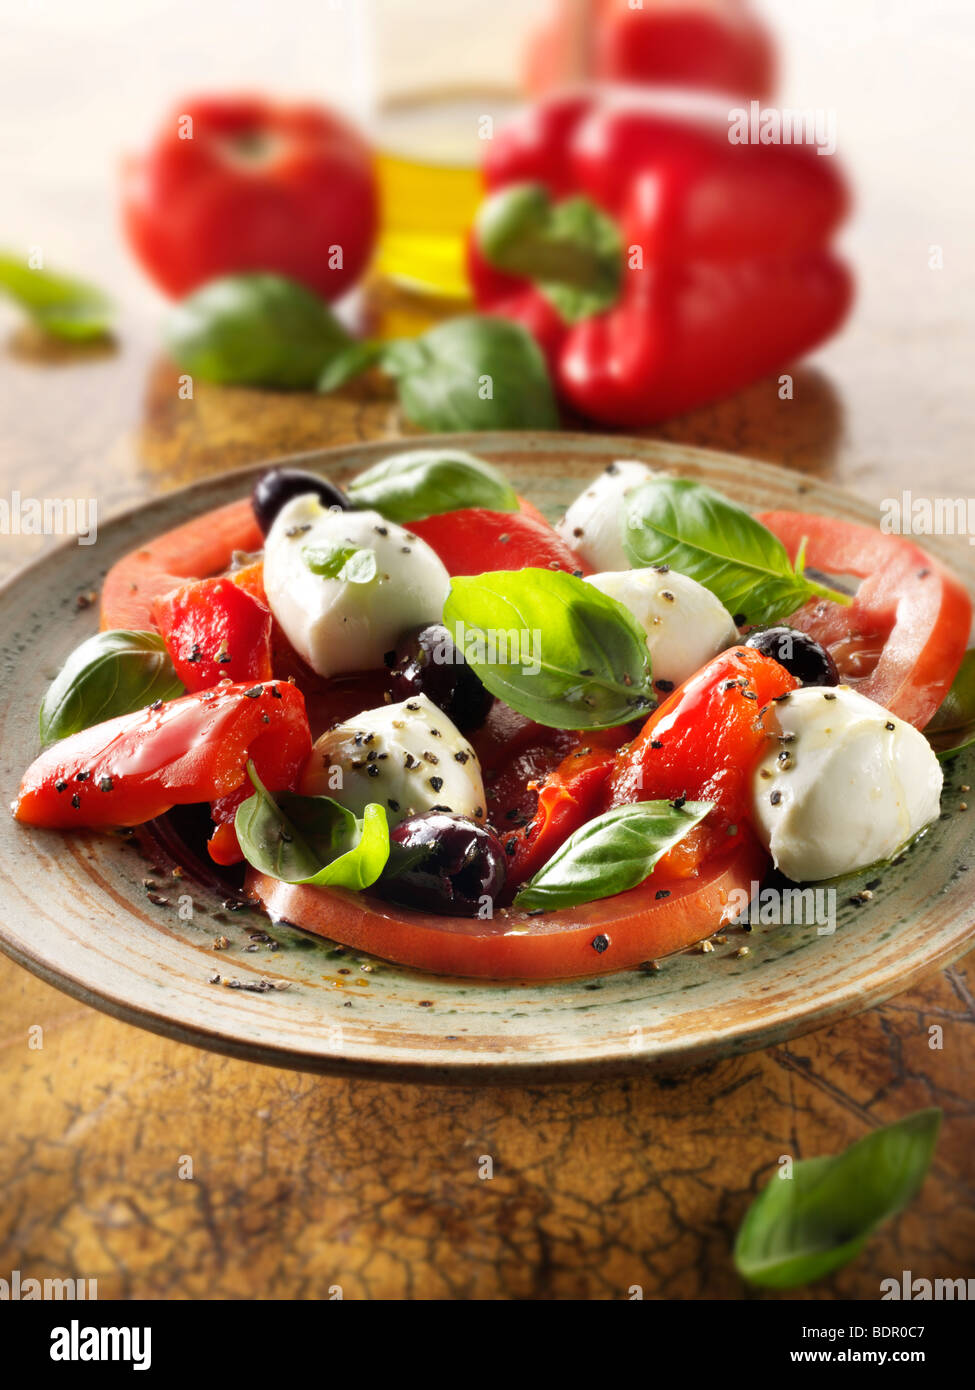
[443,568,655,730]
[302,543,378,584]
[514,800,712,911]
[317,339,386,392]
[164,273,351,389]
[234,764,389,890]
[623,477,850,627]
[734,1109,941,1289]
[0,252,113,340]
[346,448,518,523]
[925,650,975,759]
[39,630,184,746]
[382,316,559,433]
[475,183,621,322]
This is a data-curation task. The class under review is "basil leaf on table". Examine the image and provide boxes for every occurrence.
[734,1109,941,1289]
[39,630,184,746]
[0,252,113,340]
[164,273,351,388]
[346,448,519,523]
[925,649,975,759]
[234,764,389,890]
[514,800,712,911]
[380,316,559,433]
[623,477,851,627]
[442,568,655,730]
[302,542,378,584]
[317,339,386,393]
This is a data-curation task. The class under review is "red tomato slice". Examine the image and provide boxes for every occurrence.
[760,511,972,728]
[608,645,799,869]
[154,576,273,692]
[101,498,261,633]
[408,507,589,576]
[247,830,767,979]
[14,680,310,830]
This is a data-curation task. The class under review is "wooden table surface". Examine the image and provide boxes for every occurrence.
[2,1,975,1302]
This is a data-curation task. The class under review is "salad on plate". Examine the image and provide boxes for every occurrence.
[11,448,972,980]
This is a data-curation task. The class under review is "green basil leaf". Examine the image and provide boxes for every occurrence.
[39,630,184,746]
[234,763,390,890]
[925,650,975,759]
[734,1109,941,1289]
[0,252,113,340]
[346,447,518,523]
[442,567,655,730]
[514,800,712,911]
[301,542,378,584]
[623,477,851,627]
[382,315,559,433]
[475,184,621,322]
[164,273,351,389]
[317,339,386,392]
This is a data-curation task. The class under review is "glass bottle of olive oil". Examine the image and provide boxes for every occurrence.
[369,0,537,300]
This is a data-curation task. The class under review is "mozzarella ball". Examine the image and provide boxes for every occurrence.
[300,693,486,829]
[555,459,652,571]
[263,496,450,678]
[752,685,943,882]
[584,567,738,687]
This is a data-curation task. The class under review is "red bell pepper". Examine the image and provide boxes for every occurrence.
[606,645,799,871]
[468,92,853,426]
[13,681,311,832]
[500,741,619,896]
[154,576,273,694]
[523,0,775,101]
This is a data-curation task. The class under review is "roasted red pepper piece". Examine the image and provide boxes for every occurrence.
[153,576,273,693]
[607,645,798,872]
[13,680,311,830]
[500,741,619,895]
[469,92,853,425]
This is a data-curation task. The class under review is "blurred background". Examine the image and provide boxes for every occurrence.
[1,0,973,529]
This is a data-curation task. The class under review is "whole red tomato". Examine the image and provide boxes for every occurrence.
[122,94,378,300]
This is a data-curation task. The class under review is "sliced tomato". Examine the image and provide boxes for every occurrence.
[14,680,310,830]
[608,645,798,869]
[759,511,971,729]
[100,497,262,633]
[408,507,589,576]
[247,831,766,979]
[153,576,273,692]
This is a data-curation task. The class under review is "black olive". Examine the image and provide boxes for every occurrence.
[377,813,507,917]
[251,467,352,535]
[745,626,839,686]
[389,623,492,732]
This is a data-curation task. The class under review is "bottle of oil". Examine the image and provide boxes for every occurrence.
[370,0,539,301]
